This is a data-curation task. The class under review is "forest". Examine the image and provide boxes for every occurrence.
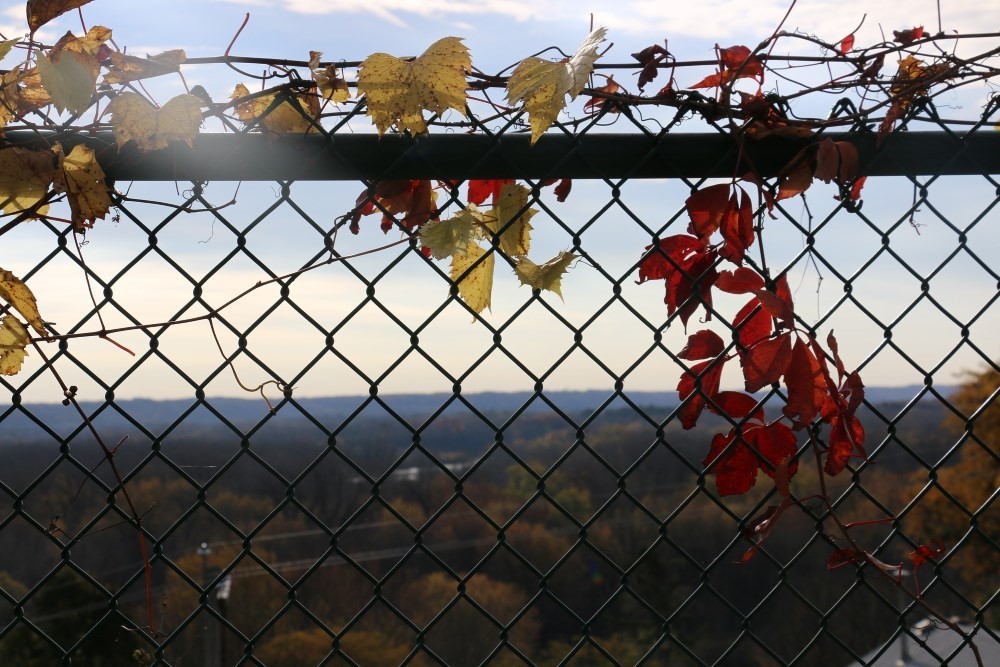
[1,381,996,666]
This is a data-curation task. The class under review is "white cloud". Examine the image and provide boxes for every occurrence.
[213,0,999,42]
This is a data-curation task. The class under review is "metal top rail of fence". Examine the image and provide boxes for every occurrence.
[1,25,1000,667]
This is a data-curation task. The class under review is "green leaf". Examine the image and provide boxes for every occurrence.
[37,51,95,115]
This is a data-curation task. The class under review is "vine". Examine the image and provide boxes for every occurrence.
[0,0,997,659]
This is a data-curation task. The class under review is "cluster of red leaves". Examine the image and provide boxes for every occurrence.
[636,162,868,496]
[350,178,572,234]
[350,180,436,234]
[691,45,764,90]
[777,137,866,202]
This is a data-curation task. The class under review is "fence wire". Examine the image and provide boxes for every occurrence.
[1,92,999,667]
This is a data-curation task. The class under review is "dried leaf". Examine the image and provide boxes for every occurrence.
[513,251,576,299]
[108,92,203,151]
[489,182,535,257]
[102,49,186,85]
[838,34,855,54]
[0,315,30,375]
[27,0,93,33]
[419,205,485,259]
[52,143,111,231]
[0,268,46,336]
[451,243,494,314]
[506,27,607,143]
[231,83,318,135]
[358,37,470,137]
[0,147,55,218]
[893,26,925,46]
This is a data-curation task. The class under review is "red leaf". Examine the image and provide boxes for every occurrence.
[777,162,813,201]
[783,337,826,427]
[670,249,719,329]
[753,288,794,329]
[632,44,669,91]
[844,176,867,201]
[352,180,436,234]
[686,184,732,238]
[703,430,758,495]
[838,34,855,54]
[814,139,860,186]
[677,358,725,429]
[719,45,760,74]
[716,267,765,294]
[893,26,925,46]
[741,332,792,393]
[637,235,703,282]
[707,391,764,422]
[554,178,572,202]
[906,543,945,569]
[679,329,726,360]
[467,179,513,206]
[584,77,621,112]
[828,548,865,570]
[824,413,865,475]
[719,188,754,264]
[733,297,773,351]
[747,421,798,478]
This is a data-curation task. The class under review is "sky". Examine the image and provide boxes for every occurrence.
[1,0,999,402]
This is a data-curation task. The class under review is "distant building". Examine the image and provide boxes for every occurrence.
[858,622,999,666]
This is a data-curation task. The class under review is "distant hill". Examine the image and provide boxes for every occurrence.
[0,385,955,444]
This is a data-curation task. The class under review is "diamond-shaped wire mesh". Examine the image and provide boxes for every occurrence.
[1,93,999,667]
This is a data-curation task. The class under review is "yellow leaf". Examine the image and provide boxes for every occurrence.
[0,37,19,62]
[0,147,55,217]
[52,26,111,76]
[102,49,186,85]
[52,143,111,231]
[14,68,54,116]
[37,51,95,114]
[420,205,485,259]
[450,243,494,315]
[0,268,46,336]
[357,37,470,137]
[489,183,535,257]
[230,83,319,135]
[506,27,607,143]
[107,92,203,152]
[26,0,93,33]
[0,315,30,375]
[513,251,577,299]
[310,51,351,103]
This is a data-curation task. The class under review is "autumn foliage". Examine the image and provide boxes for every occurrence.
[0,4,995,646]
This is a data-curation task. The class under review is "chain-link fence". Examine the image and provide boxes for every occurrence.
[1,88,999,667]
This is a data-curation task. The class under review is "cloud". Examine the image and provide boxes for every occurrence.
[213,0,999,41]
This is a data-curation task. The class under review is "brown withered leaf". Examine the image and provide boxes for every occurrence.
[27,0,93,33]
[102,50,186,85]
